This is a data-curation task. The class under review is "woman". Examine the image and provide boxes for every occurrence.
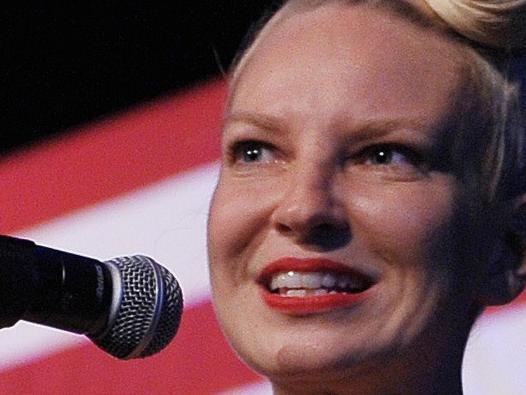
[207,0,526,393]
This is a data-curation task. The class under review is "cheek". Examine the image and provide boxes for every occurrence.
[208,174,282,259]
[346,180,476,340]
[207,182,234,288]
[207,175,279,285]
[348,180,462,270]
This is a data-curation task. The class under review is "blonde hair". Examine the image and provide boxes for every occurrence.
[423,0,526,200]
[426,0,526,49]
[228,0,526,202]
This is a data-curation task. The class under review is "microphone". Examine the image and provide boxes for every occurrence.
[0,235,183,359]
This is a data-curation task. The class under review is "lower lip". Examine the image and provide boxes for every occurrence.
[260,288,372,315]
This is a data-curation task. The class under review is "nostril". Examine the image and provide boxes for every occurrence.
[304,223,351,251]
[276,223,293,234]
[271,181,350,249]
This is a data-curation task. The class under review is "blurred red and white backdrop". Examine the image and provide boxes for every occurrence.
[0,79,525,395]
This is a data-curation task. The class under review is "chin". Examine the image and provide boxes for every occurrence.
[225,316,399,382]
[243,339,410,394]
[222,300,463,389]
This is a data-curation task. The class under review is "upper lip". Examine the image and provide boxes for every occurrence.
[257,257,377,288]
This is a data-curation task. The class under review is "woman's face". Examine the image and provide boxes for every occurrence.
[208,2,490,386]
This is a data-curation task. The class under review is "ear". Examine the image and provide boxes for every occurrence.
[477,196,526,306]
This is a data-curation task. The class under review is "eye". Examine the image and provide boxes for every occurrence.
[355,144,424,171]
[229,140,276,164]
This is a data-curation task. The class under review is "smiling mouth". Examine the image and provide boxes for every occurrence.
[258,258,375,314]
[269,270,371,297]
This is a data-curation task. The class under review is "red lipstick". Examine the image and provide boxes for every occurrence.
[258,257,374,315]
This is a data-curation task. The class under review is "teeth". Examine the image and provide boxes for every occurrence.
[270,271,301,290]
[301,273,324,288]
[268,271,369,293]
[322,273,336,288]
[283,289,307,297]
[337,277,349,289]
[280,288,329,297]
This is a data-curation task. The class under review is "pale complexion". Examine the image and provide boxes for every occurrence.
[208,3,506,394]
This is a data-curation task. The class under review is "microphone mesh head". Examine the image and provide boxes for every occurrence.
[91,255,183,359]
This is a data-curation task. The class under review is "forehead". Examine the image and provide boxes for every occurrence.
[229,3,467,131]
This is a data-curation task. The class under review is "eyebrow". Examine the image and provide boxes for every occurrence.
[224,111,433,141]
[223,112,287,135]
[347,119,431,140]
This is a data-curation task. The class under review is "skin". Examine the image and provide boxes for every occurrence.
[207,3,524,394]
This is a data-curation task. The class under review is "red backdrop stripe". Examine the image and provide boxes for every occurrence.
[0,301,261,394]
[0,79,225,234]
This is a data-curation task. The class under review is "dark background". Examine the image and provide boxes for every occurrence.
[5,3,525,157]
[4,2,277,156]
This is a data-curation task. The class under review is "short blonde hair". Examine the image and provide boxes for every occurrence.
[227,0,526,203]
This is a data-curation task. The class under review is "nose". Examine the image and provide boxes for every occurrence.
[271,166,351,250]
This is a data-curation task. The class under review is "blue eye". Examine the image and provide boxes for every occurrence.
[370,149,392,165]
[363,145,420,167]
[231,140,275,164]
[242,142,264,162]
[369,148,403,165]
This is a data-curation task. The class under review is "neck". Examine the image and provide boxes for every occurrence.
[270,334,467,395]
[272,359,464,395]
